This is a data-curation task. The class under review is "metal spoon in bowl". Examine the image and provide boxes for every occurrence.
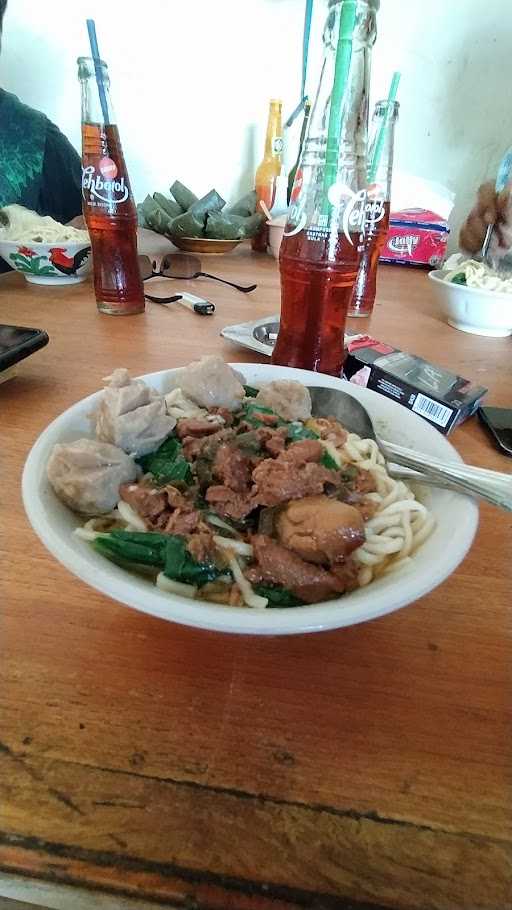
[308,387,512,511]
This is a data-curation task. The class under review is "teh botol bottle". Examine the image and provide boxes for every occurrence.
[78,56,144,315]
[252,99,284,252]
[273,0,379,376]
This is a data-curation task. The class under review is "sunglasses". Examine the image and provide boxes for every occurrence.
[138,253,257,294]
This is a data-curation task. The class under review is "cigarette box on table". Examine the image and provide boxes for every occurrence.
[343,335,487,435]
[380,208,449,268]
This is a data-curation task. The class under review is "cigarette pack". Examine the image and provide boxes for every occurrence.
[343,335,487,434]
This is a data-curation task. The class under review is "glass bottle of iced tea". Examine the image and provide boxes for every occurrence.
[252,99,283,252]
[273,0,379,376]
[78,57,144,315]
[349,99,399,317]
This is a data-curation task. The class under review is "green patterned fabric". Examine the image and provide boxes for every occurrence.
[0,89,47,209]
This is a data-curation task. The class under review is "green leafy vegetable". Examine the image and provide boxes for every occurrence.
[287,421,319,443]
[243,384,259,398]
[164,535,222,586]
[94,530,222,587]
[241,402,286,428]
[321,450,339,471]
[451,272,467,286]
[137,437,192,486]
[94,530,169,567]
[254,584,305,608]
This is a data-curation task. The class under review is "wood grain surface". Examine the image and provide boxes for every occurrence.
[1,249,511,910]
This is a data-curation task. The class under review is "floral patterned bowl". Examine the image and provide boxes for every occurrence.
[0,240,92,285]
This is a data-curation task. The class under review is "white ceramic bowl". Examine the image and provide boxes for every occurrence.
[22,364,478,636]
[429,269,512,337]
[0,239,92,285]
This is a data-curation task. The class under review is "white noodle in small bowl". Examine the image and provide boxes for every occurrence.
[429,256,512,337]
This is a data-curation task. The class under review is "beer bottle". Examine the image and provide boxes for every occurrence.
[252,99,283,252]
[78,56,144,315]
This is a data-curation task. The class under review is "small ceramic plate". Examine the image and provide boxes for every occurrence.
[170,237,244,255]
[221,315,280,356]
[221,317,354,358]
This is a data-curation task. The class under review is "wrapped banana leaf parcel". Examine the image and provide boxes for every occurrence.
[140,181,265,242]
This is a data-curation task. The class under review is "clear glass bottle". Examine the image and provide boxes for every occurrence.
[78,56,144,315]
[349,98,399,317]
[273,0,379,376]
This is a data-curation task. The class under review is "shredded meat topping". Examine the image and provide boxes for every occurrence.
[176,416,224,440]
[246,535,349,603]
[205,485,255,521]
[252,441,337,507]
[213,444,252,493]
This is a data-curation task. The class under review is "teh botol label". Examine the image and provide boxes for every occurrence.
[82,161,129,207]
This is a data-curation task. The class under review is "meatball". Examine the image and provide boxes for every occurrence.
[276,495,365,565]
[256,380,312,422]
[172,355,245,411]
[47,439,137,515]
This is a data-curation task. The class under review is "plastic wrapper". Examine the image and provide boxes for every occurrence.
[205,212,246,240]
[141,195,174,235]
[189,189,226,218]
[169,211,205,239]
[241,212,265,237]
[153,192,183,219]
[170,180,198,211]
[226,191,257,217]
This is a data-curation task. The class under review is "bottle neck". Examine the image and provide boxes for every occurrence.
[367,102,399,199]
[295,103,311,163]
[78,56,116,126]
[264,102,283,159]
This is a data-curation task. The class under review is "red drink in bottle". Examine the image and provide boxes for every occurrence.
[275,227,360,375]
[349,198,390,316]
[78,57,144,315]
[349,100,399,318]
[272,0,378,375]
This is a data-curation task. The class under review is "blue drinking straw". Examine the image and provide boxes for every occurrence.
[86,19,109,124]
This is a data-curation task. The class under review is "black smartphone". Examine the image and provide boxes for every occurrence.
[478,406,512,457]
[0,324,49,374]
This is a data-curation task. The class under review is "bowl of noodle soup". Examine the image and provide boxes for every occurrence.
[429,259,512,337]
[22,363,478,635]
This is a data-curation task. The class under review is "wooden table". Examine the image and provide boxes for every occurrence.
[1,251,511,910]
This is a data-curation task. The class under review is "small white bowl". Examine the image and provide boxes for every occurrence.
[0,239,92,285]
[428,269,512,337]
